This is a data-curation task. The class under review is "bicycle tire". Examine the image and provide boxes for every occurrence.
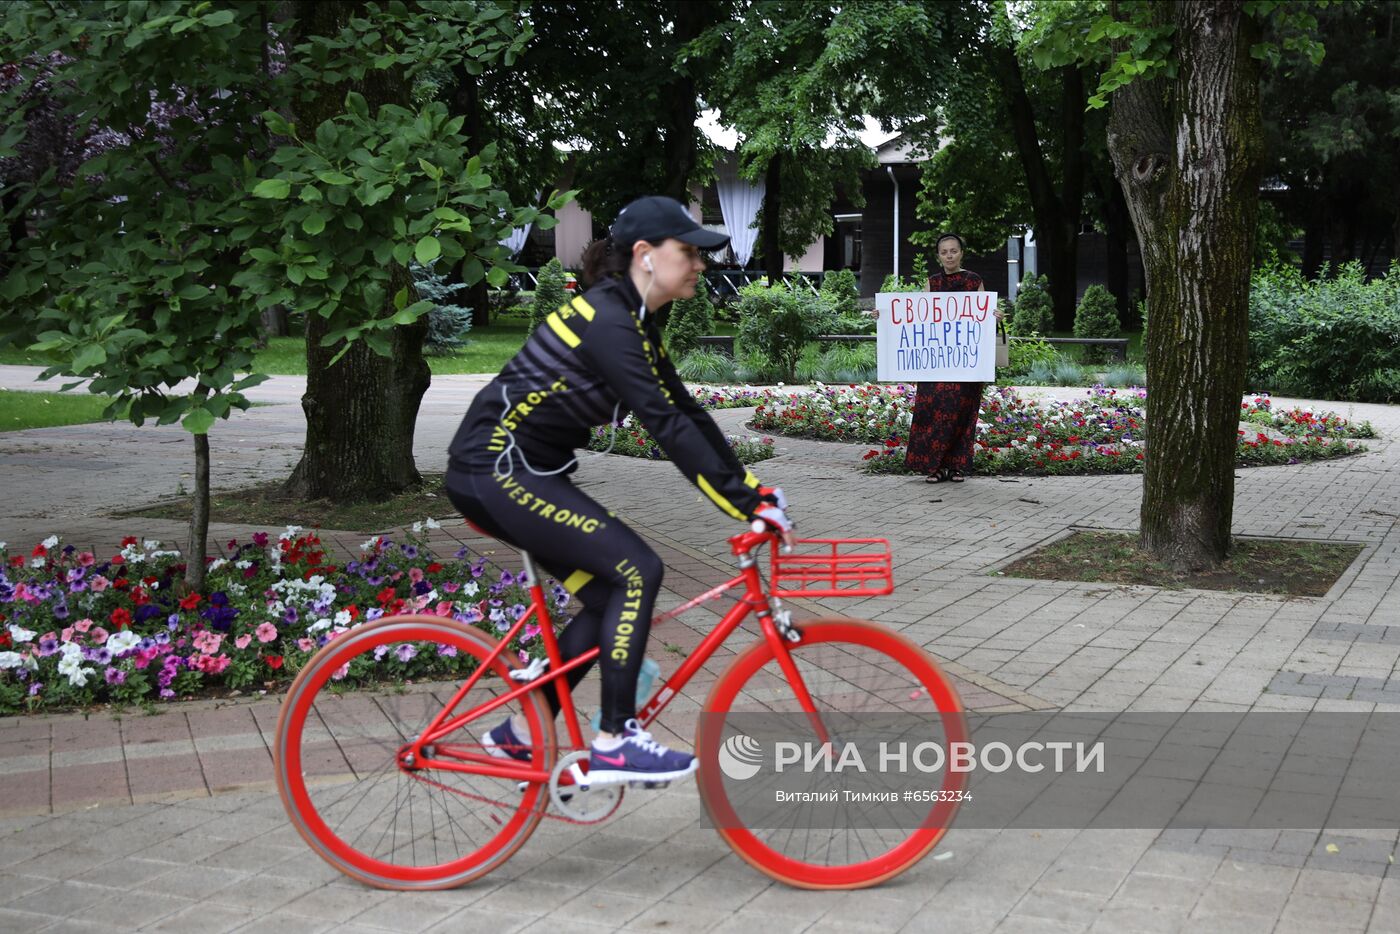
[274,615,554,889]
[696,618,968,889]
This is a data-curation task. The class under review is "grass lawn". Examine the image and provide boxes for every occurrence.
[253,321,533,376]
[0,389,113,432]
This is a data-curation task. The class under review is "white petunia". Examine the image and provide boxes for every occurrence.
[334,610,351,627]
[42,535,59,549]
[106,631,141,655]
[0,652,23,669]
[8,624,36,643]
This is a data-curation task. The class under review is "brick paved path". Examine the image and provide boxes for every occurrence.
[1,364,1398,933]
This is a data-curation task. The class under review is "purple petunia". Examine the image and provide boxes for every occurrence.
[395,644,417,662]
[105,668,126,685]
[38,638,58,657]
[401,545,419,559]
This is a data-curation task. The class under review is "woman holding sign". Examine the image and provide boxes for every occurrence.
[905,233,994,483]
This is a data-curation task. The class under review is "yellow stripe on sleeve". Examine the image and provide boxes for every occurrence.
[743,470,760,489]
[570,296,597,321]
[697,474,748,521]
[546,312,581,348]
[562,569,593,594]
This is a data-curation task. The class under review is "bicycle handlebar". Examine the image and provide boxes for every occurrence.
[730,526,780,556]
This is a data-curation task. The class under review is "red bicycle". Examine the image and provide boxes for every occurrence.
[273,529,968,890]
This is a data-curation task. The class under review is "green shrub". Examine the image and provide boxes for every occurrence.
[736,348,784,383]
[736,282,835,383]
[1073,284,1121,364]
[1009,274,1053,337]
[529,258,567,335]
[820,269,860,318]
[1000,336,1059,380]
[1052,359,1088,385]
[412,263,473,354]
[1248,262,1400,403]
[1024,360,1058,385]
[1103,364,1147,387]
[664,276,715,359]
[676,348,738,383]
[815,341,877,383]
[879,272,924,292]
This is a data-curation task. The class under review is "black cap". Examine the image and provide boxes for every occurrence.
[610,196,731,251]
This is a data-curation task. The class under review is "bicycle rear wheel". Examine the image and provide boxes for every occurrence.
[274,615,554,889]
[697,619,968,889]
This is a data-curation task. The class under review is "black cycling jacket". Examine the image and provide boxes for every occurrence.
[447,274,765,523]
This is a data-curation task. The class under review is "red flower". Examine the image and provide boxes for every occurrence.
[345,605,360,620]
[30,544,47,558]
[426,562,443,574]
[264,655,284,670]
[111,554,125,565]
[121,536,138,547]
[180,593,202,610]
[113,578,129,590]
[376,587,397,606]
[9,556,23,567]
[110,608,132,629]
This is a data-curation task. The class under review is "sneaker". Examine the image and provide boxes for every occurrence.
[586,720,698,785]
[482,717,533,762]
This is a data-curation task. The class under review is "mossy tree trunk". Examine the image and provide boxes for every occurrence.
[283,0,430,503]
[761,153,783,282]
[1107,0,1264,569]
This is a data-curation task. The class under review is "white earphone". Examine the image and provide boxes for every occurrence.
[643,253,653,272]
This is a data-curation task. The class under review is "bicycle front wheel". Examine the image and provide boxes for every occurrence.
[274,615,554,889]
[697,619,968,889]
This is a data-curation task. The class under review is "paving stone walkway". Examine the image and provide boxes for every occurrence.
[1,364,1398,933]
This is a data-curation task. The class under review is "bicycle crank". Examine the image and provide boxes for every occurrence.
[548,751,624,823]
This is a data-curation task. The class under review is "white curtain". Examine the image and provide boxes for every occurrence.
[716,157,765,267]
[500,220,533,258]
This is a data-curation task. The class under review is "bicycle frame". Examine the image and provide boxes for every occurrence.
[400,529,829,782]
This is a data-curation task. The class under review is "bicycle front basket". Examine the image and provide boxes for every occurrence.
[769,537,894,598]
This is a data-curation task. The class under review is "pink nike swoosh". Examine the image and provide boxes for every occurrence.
[594,752,627,766]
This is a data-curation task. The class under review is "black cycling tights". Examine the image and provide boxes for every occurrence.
[444,467,662,734]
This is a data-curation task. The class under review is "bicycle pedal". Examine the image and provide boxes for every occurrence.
[630,779,670,790]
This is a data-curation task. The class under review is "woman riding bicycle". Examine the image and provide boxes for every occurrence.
[445,195,794,786]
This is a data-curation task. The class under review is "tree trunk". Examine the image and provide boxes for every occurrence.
[1100,173,1133,316]
[451,63,493,330]
[185,431,210,592]
[1107,0,1264,570]
[761,154,783,283]
[658,0,704,202]
[283,0,430,503]
[260,306,289,339]
[284,310,430,500]
[986,47,1087,330]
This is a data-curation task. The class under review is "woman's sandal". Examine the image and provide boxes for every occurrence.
[924,469,951,484]
[948,471,965,483]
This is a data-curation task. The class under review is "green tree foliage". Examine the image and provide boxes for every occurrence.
[689,1,963,280]
[736,281,835,383]
[1257,1,1399,275]
[664,276,715,359]
[820,269,860,318]
[0,0,564,579]
[529,258,568,335]
[1073,284,1121,362]
[1009,275,1054,336]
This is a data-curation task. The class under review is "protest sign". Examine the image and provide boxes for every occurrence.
[875,291,998,382]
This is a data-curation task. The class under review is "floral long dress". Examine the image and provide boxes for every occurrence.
[903,269,986,478]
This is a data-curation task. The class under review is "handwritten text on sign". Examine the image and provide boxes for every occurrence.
[875,291,998,382]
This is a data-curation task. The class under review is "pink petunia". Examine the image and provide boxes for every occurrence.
[78,552,96,567]
[433,601,453,617]
[60,627,75,643]
[234,634,253,650]
[73,618,92,633]
[255,622,278,643]
[408,567,424,584]
[193,631,223,654]
[298,638,315,652]
[89,627,108,645]
[89,576,110,593]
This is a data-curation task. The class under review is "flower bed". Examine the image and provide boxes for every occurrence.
[0,525,567,713]
[744,383,1369,476]
[587,412,776,463]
